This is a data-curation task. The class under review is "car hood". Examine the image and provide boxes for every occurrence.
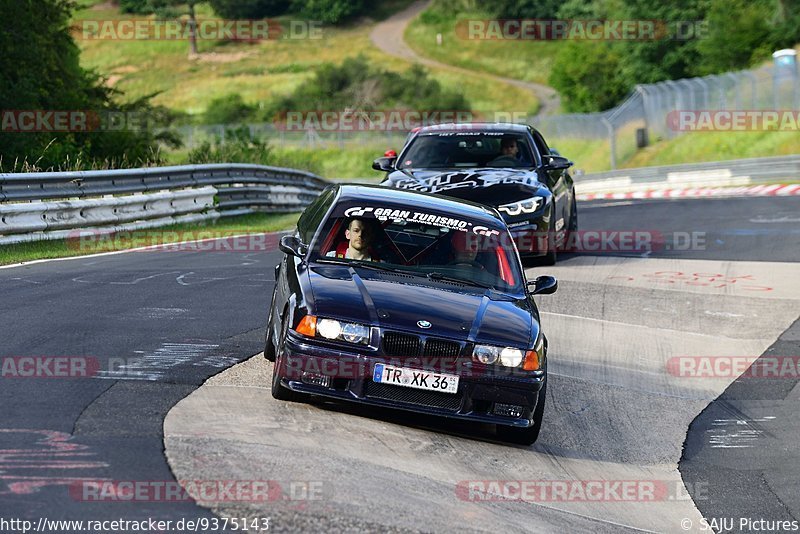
[307,265,535,347]
[383,168,548,206]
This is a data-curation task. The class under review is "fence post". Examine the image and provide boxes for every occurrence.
[602,117,616,170]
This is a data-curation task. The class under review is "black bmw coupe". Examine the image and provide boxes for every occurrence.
[265,184,558,444]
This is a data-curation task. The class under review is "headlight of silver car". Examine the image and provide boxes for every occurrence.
[497,196,544,216]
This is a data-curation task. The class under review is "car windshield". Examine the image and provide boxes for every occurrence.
[399,132,535,169]
[310,206,523,293]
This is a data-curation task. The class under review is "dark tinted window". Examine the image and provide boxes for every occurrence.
[399,132,534,169]
[298,186,336,244]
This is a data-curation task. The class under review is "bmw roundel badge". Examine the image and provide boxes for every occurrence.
[417,320,432,329]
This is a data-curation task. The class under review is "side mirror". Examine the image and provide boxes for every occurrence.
[544,155,573,170]
[279,235,307,258]
[372,156,397,172]
[528,275,558,295]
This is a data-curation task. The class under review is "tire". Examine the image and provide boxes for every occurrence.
[563,194,578,252]
[540,203,558,265]
[271,314,306,402]
[263,290,277,362]
[497,377,547,445]
[542,229,557,266]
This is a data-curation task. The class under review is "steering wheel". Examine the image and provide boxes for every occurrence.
[447,260,485,270]
[487,155,519,167]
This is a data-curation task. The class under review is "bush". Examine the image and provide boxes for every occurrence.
[208,0,290,19]
[204,94,258,125]
[268,55,470,116]
[188,126,271,165]
[291,0,364,24]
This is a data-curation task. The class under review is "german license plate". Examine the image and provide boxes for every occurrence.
[373,363,459,394]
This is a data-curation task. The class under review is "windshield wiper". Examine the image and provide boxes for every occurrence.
[426,271,495,289]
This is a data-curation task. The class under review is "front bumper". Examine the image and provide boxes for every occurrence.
[277,333,545,428]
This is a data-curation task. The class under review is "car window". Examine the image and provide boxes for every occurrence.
[399,132,534,169]
[298,186,336,244]
[310,205,523,293]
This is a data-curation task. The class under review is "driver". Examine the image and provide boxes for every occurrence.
[487,137,520,166]
[327,218,380,261]
[449,231,485,270]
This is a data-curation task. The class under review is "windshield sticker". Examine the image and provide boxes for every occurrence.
[342,206,499,236]
[393,170,538,193]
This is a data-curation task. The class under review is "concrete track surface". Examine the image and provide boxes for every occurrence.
[164,198,800,533]
[1,196,798,533]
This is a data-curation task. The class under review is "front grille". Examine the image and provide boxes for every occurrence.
[424,338,461,359]
[365,381,462,411]
[383,332,420,357]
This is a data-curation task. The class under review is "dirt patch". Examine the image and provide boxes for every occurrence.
[91,0,118,10]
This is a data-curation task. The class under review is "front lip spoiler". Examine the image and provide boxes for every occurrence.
[280,379,536,428]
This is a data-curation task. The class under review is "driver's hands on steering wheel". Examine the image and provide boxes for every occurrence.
[487,155,519,167]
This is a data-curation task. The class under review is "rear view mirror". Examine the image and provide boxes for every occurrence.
[372,156,397,172]
[544,155,573,170]
[279,235,307,258]
[528,276,558,295]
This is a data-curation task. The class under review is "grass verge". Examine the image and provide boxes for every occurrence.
[404,7,559,88]
[0,212,301,266]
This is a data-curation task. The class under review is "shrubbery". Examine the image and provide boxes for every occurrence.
[268,55,470,116]
[204,94,259,124]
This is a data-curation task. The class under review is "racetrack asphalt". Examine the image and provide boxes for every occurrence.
[1,195,798,533]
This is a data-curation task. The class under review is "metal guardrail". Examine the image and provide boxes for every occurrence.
[574,154,800,193]
[0,164,330,244]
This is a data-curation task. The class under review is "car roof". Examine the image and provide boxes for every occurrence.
[415,122,532,134]
[334,184,505,225]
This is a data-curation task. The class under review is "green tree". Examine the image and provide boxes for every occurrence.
[695,0,775,74]
[0,0,174,171]
[548,41,628,112]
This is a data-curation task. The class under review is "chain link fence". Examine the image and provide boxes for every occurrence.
[531,53,799,169]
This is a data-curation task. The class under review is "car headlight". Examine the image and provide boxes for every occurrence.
[473,345,499,364]
[473,344,523,367]
[296,316,371,345]
[500,347,524,367]
[473,341,542,370]
[497,197,544,217]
